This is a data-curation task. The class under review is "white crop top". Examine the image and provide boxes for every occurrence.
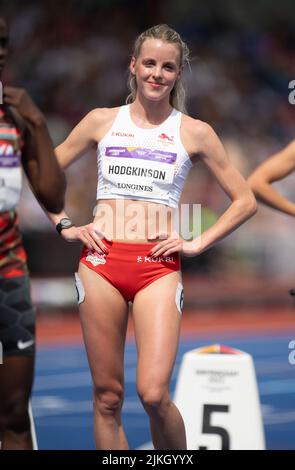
[96,104,193,208]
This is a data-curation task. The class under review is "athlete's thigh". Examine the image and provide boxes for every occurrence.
[132,271,183,388]
[0,275,35,415]
[0,276,36,357]
[77,263,129,386]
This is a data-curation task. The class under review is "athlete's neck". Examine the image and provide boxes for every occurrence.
[130,96,173,127]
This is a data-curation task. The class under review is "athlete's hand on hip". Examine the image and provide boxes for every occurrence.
[60,223,112,254]
[3,86,45,125]
[148,232,197,258]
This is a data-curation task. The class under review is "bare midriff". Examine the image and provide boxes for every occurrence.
[93,199,176,244]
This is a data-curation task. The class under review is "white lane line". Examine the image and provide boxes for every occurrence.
[32,396,144,418]
[34,367,138,391]
[259,379,295,395]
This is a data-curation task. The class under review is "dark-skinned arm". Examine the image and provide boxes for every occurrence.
[3,86,66,213]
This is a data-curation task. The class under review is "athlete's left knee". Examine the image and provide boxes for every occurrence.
[138,386,171,418]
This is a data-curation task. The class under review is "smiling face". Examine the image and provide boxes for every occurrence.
[0,16,8,77]
[130,38,182,104]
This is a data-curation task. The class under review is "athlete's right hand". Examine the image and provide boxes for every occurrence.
[60,223,112,254]
[3,86,45,126]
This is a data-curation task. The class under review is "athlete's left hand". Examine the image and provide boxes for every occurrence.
[148,232,199,258]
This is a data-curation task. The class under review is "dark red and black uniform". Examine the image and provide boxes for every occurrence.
[0,106,35,357]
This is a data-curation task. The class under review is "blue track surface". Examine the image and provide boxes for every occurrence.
[32,331,295,450]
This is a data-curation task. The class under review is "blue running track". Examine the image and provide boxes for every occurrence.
[32,331,295,450]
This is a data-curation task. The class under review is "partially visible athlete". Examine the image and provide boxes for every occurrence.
[248,140,295,216]
[47,24,257,449]
[0,15,65,450]
[248,140,295,300]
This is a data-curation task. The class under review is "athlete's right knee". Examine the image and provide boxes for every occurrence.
[93,385,124,417]
[0,395,30,433]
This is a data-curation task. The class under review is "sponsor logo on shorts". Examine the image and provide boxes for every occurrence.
[17,339,34,350]
[86,252,106,266]
[136,255,174,263]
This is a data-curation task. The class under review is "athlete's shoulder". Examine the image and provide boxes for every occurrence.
[181,113,217,149]
[284,139,295,160]
[86,106,121,126]
[85,107,121,141]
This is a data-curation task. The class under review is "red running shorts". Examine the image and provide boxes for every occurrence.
[79,239,180,302]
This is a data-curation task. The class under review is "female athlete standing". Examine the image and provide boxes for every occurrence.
[0,16,65,450]
[49,24,257,450]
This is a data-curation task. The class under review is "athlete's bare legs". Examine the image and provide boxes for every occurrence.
[133,271,187,450]
[78,263,129,450]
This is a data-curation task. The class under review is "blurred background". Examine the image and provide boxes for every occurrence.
[1,0,295,450]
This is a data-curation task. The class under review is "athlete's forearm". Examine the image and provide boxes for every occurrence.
[248,180,295,216]
[24,117,66,213]
[192,196,257,254]
[4,87,66,213]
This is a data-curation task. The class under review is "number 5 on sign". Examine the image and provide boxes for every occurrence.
[173,344,265,450]
[199,404,230,450]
